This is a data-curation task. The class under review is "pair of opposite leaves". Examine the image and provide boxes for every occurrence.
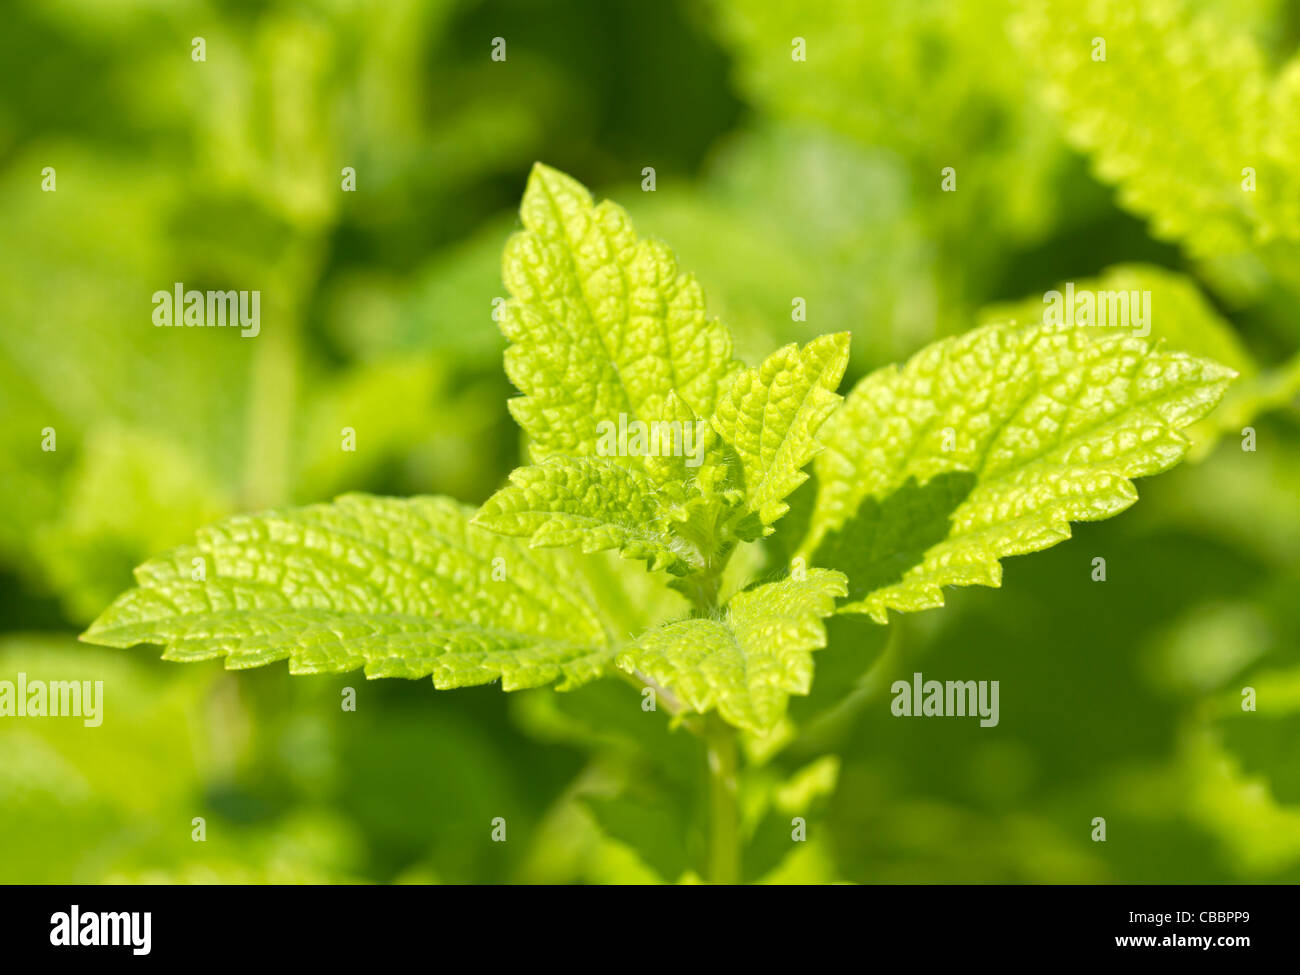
[82,164,1233,735]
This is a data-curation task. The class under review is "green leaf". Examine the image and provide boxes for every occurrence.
[33,425,232,624]
[81,494,615,691]
[711,332,850,527]
[483,166,776,582]
[807,321,1235,621]
[501,163,741,465]
[616,569,847,733]
[1015,0,1288,259]
[474,456,691,573]
[638,389,725,501]
[980,263,1292,459]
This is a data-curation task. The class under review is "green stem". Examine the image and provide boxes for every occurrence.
[615,667,705,736]
[243,318,297,509]
[680,567,722,617]
[628,513,743,881]
[241,240,322,510]
[705,716,740,885]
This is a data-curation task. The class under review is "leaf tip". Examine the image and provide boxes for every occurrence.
[524,161,589,208]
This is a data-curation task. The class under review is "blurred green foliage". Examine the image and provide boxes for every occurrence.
[2,0,1299,883]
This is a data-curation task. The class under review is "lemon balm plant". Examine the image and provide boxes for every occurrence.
[82,165,1234,883]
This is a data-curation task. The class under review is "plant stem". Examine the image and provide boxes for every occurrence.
[241,240,322,510]
[615,666,705,736]
[705,716,740,885]
[243,318,297,509]
[624,518,742,881]
[681,568,722,617]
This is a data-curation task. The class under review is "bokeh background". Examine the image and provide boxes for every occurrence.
[3,0,1300,883]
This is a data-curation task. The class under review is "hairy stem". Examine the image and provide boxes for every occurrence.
[627,513,744,880]
[615,667,705,735]
[679,568,722,617]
